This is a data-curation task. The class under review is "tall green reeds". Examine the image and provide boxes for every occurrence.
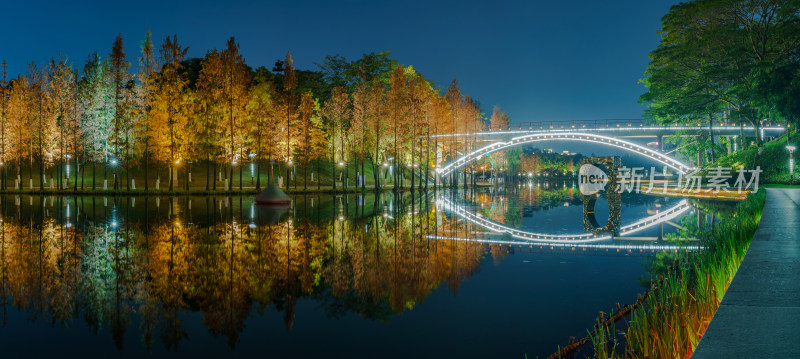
[588,190,766,358]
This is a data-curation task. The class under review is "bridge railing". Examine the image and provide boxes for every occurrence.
[496,119,786,132]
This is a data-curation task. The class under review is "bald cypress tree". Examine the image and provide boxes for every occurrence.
[27,62,53,191]
[0,60,7,189]
[152,35,189,192]
[138,30,157,190]
[109,34,130,189]
[48,55,76,190]
[445,79,461,187]
[283,51,297,189]
[219,37,251,191]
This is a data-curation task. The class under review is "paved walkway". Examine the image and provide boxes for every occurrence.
[692,188,800,358]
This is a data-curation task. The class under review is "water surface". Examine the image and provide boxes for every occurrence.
[0,184,717,358]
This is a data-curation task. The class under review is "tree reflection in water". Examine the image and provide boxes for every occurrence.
[0,193,485,352]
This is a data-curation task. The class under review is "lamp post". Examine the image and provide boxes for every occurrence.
[284,156,293,189]
[338,161,345,189]
[109,158,117,191]
[248,153,256,185]
[175,159,183,191]
[788,145,796,185]
[64,154,72,188]
[382,161,388,189]
[382,157,395,189]
[288,158,295,189]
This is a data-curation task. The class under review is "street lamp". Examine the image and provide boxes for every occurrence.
[248,153,256,182]
[788,145,796,185]
[338,161,346,189]
[287,157,295,188]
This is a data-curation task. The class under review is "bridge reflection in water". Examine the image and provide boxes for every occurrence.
[434,195,701,254]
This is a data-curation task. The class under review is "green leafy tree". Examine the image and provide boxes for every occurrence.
[109,34,131,189]
[137,30,158,190]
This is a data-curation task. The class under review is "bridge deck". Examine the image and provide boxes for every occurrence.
[502,119,784,132]
[433,119,786,137]
[692,188,800,358]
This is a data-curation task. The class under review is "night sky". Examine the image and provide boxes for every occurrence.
[1,0,679,123]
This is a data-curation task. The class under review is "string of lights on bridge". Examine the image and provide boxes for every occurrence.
[436,132,696,177]
[431,120,786,137]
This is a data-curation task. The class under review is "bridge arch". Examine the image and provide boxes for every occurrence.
[436,132,695,177]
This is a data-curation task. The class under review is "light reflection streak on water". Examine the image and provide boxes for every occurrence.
[425,235,702,252]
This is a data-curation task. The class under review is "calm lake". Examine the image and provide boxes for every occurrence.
[0,183,718,358]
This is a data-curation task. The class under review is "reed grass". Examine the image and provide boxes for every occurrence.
[567,189,766,358]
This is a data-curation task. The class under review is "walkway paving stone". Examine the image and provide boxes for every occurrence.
[692,188,800,358]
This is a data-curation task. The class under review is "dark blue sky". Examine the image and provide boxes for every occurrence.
[1,0,678,123]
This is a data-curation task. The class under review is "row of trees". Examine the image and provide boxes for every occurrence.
[0,33,487,192]
[516,149,579,176]
[640,0,800,163]
[471,146,580,183]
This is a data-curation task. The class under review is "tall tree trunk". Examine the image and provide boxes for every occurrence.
[212,162,217,190]
[229,163,234,191]
[256,158,261,191]
[332,150,337,192]
[707,114,716,162]
[361,157,366,191]
[269,157,273,185]
[753,118,762,147]
[144,147,149,191]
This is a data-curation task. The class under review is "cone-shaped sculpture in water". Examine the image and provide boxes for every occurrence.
[255,183,292,205]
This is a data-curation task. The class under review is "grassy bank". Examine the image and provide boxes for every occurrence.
[0,159,442,192]
[0,184,469,196]
[710,132,797,184]
[619,189,764,357]
[0,159,461,194]
[551,189,766,359]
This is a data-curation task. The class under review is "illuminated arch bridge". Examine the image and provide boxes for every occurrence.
[436,132,696,177]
